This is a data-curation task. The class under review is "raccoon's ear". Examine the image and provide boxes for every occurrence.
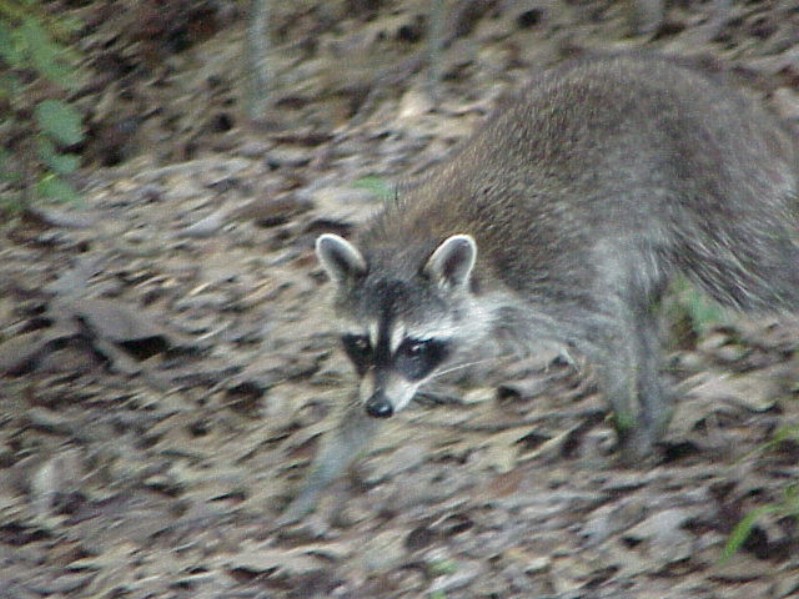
[424,234,477,290]
[316,234,368,284]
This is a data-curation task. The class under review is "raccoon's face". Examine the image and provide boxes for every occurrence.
[316,233,480,418]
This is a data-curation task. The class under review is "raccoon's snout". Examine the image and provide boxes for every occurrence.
[365,393,394,418]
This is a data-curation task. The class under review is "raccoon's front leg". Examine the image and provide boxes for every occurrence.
[585,309,671,459]
[632,309,674,447]
[586,334,640,453]
[279,396,380,524]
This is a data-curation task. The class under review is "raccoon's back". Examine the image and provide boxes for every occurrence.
[413,54,795,230]
[362,54,798,304]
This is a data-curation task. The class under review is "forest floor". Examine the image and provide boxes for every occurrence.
[2,1,799,598]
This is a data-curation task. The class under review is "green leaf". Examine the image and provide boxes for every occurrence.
[56,16,84,36]
[686,289,726,335]
[353,175,394,201]
[47,152,80,175]
[34,99,84,145]
[427,559,459,576]
[37,136,80,174]
[774,425,799,444]
[19,17,51,63]
[0,21,24,67]
[36,175,80,203]
[0,72,24,99]
[0,148,21,183]
[783,484,799,515]
[0,191,25,214]
[20,17,74,84]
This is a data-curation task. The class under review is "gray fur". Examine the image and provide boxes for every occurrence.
[318,53,799,462]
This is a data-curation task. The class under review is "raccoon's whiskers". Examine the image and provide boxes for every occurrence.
[432,357,497,379]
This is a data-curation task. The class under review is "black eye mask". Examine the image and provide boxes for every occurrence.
[341,334,450,380]
[341,334,371,376]
[394,338,450,380]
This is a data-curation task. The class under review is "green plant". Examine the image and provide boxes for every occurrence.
[670,275,727,336]
[723,482,799,560]
[353,175,395,202]
[0,0,84,209]
[426,558,459,577]
[722,425,799,560]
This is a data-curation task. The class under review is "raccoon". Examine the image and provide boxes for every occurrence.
[282,53,798,522]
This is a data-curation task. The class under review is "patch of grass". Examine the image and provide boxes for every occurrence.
[427,558,459,577]
[353,175,395,202]
[722,425,799,561]
[723,483,799,561]
[613,410,636,434]
[668,276,728,337]
[660,275,729,353]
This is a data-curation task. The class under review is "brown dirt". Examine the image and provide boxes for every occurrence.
[2,1,799,597]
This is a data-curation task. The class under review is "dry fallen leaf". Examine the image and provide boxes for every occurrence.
[65,297,170,344]
[29,448,84,518]
[0,327,76,375]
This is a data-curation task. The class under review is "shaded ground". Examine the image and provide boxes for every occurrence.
[1,1,799,597]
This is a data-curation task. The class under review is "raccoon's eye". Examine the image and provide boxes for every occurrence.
[396,338,450,380]
[342,334,372,373]
[402,341,428,358]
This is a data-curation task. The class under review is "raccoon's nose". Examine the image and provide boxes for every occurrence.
[365,393,394,418]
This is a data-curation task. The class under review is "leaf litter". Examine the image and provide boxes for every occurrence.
[2,1,799,598]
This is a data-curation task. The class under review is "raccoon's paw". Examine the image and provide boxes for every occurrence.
[616,429,658,465]
[612,398,674,463]
[615,419,670,465]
